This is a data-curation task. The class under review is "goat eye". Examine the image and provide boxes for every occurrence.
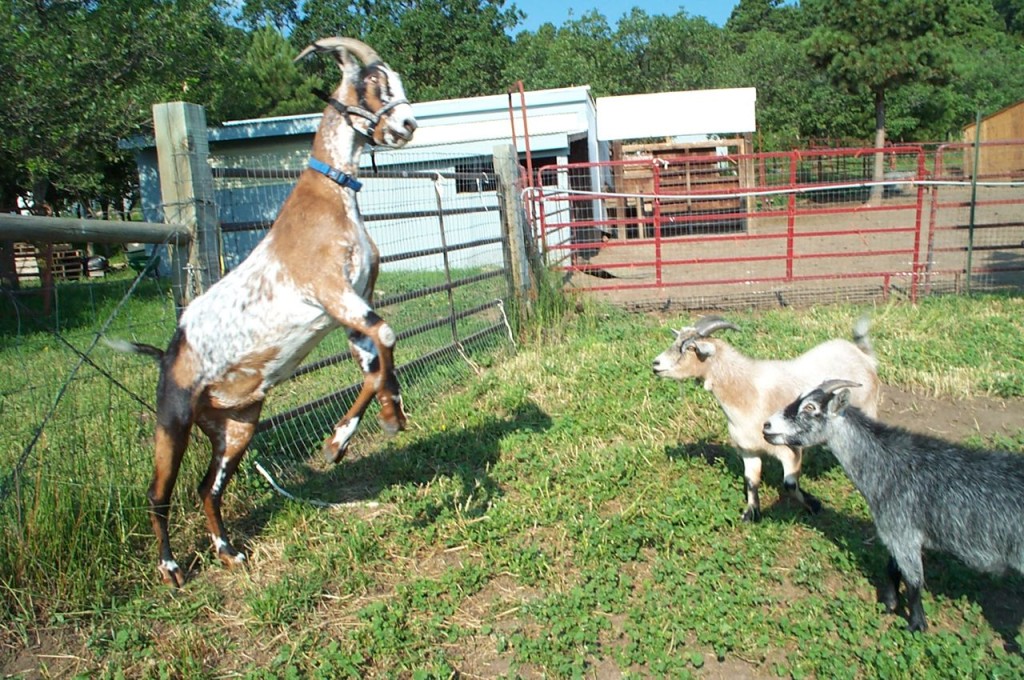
[801,403,815,414]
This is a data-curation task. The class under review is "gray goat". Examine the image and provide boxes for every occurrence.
[653,315,879,521]
[763,379,1024,632]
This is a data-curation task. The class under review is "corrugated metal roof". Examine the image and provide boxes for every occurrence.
[208,85,595,146]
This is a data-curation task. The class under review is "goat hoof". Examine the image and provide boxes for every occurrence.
[741,508,762,523]
[906,618,928,633]
[804,496,823,514]
[217,547,247,571]
[379,406,407,436]
[322,439,348,464]
[158,560,187,588]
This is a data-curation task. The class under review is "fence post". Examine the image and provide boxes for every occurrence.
[965,110,983,293]
[152,102,221,313]
[494,144,536,321]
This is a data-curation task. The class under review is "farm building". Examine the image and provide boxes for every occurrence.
[127,86,757,271]
[596,89,757,240]
[129,86,604,271]
[963,99,1024,178]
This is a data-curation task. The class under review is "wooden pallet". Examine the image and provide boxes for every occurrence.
[50,244,85,280]
[13,242,40,279]
[612,138,753,216]
[13,242,85,281]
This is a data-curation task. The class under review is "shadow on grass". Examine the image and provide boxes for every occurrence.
[170,400,551,584]
[663,439,842,519]
[664,439,1024,652]
[249,399,551,514]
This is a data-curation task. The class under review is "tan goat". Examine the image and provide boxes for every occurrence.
[113,37,417,586]
[652,315,880,521]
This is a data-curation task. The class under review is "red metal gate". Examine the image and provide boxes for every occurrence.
[528,142,1024,309]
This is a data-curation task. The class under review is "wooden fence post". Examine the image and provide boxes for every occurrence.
[152,102,221,313]
[493,144,536,321]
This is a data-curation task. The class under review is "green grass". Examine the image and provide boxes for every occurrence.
[2,288,1023,677]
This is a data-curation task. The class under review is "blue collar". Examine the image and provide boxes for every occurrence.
[308,158,363,192]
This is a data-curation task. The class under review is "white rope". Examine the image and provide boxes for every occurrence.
[457,344,483,375]
[253,461,381,510]
[496,299,517,349]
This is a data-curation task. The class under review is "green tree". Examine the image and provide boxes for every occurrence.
[0,0,245,214]
[615,10,730,94]
[295,0,522,102]
[231,26,323,119]
[507,12,625,96]
[239,0,300,33]
[992,0,1024,36]
[802,0,985,200]
[726,0,790,34]
[723,0,865,148]
[937,3,1024,138]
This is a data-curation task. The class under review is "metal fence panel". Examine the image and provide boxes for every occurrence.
[530,142,1024,310]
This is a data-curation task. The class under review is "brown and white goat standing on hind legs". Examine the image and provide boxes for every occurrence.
[111,38,417,586]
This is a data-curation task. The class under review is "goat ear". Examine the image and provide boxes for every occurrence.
[827,388,852,416]
[693,340,716,360]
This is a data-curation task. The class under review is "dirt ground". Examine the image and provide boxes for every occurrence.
[880,384,1024,441]
[564,186,1024,309]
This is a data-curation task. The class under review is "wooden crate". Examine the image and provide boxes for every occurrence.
[10,242,87,282]
[610,137,754,232]
[14,242,40,279]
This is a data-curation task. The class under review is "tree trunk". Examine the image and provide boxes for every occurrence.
[869,88,886,205]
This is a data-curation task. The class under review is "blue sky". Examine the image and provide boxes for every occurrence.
[510,1,739,32]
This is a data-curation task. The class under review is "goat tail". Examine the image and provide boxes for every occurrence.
[852,316,874,360]
[102,336,165,361]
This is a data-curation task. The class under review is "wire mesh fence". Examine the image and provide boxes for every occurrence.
[0,150,518,519]
[4,139,1022,566]
[210,149,518,500]
[0,244,180,523]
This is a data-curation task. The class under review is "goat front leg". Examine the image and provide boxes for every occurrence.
[879,555,902,614]
[321,300,406,463]
[778,445,821,514]
[882,531,928,632]
[348,323,405,434]
[196,402,262,570]
[740,454,763,522]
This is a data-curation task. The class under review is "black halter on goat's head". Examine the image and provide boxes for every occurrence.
[296,37,418,148]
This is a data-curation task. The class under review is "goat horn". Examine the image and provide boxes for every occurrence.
[693,315,740,337]
[295,37,382,65]
[817,379,862,394]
